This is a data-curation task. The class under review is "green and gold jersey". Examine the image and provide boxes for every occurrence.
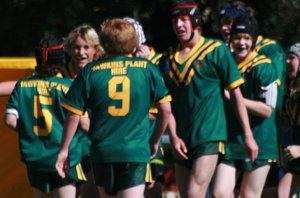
[148,47,164,163]
[6,76,81,171]
[159,36,244,148]
[62,55,171,163]
[255,35,286,110]
[226,51,278,160]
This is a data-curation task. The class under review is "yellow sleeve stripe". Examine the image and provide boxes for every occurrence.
[276,79,281,86]
[157,95,172,104]
[149,107,158,114]
[226,78,244,90]
[62,102,85,115]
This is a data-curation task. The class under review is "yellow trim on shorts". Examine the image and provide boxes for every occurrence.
[145,163,153,183]
[150,159,164,165]
[76,163,87,181]
[218,141,225,155]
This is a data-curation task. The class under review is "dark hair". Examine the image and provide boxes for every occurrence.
[34,37,65,77]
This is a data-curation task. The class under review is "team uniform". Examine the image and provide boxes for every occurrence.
[146,47,166,184]
[57,61,92,174]
[255,35,287,185]
[5,76,85,193]
[224,51,278,170]
[255,35,286,125]
[159,36,244,167]
[61,55,171,195]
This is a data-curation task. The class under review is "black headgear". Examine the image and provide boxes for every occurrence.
[170,0,201,30]
[230,16,258,48]
[218,2,249,19]
[34,37,65,66]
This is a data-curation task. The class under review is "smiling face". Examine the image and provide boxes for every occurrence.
[172,15,194,43]
[220,17,234,44]
[70,36,97,70]
[286,53,299,79]
[231,33,253,62]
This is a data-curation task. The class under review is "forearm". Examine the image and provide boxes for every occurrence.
[230,88,253,137]
[243,98,273,118]
[150,102,171,145]
[168,113,179,140]
[60,112,81,153]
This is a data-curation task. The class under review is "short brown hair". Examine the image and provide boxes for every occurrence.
[99,18,137,55]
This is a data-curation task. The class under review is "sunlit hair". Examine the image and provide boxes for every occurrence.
[64,24,104,60]
[99,18,137,55]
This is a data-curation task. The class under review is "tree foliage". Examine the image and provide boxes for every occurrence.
[1,0,299,56]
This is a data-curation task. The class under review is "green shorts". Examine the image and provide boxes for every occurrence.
[145,160,165,185]
[92,162,146,196]
[175,141,224,169]
[26,163,86,193]
[222,158,273,171]
[81,155,92,173]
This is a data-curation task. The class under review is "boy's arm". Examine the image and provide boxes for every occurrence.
[4,112,18,131]
[168,113,188,160]
[56,112,80,178]
[230,87,258,162]
[150,102,171,158]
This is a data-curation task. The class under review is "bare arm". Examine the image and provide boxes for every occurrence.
[243,81,277,118]
[243,99,273,118]
[168,113,188,160]
[230,87,258,161]
[4,113,18,131]
[0,81,17,96]
[56,112,80,178]
[150,102,172,158]
[79,116,90,133]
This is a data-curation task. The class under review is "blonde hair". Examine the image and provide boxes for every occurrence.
[99,18,137,55]
[64,24,103,60]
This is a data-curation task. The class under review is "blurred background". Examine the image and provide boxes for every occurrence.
[0,0,300,56]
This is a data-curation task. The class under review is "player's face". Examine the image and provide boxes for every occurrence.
[70,36,97,70]
[286,53,299,79]
[220,18,233,44]
[231,33,253,62]
[172,15,193,42]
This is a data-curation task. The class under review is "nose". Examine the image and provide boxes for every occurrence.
[79,47,85,54]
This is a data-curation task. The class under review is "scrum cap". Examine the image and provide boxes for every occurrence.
[230,16,258,47]
[123,17,146,46]
[34,37,65,66]
[171,0,201,30]
[218,2,249,19]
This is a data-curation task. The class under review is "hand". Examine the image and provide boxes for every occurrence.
[150,142,159,159]
[244,135,259,162]
[170,136,188,160]
[285,145,300,161]
[135,45,151,58]
[55,151,70,178]
[224,89,230,101]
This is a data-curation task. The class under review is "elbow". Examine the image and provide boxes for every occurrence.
[4,114,17,130]
[263,106,273,118]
